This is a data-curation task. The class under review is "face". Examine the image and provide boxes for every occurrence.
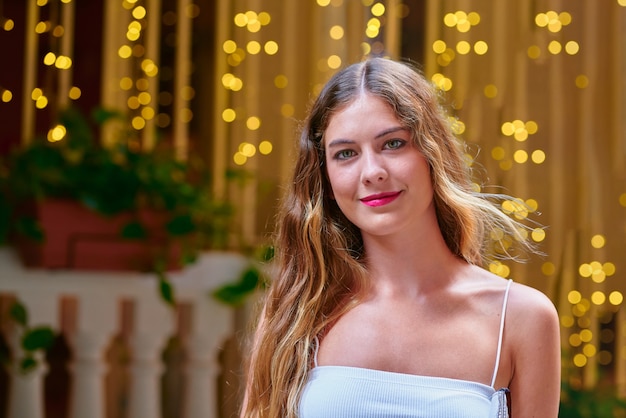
[324,94,436,239]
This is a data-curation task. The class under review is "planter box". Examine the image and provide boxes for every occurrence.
[14,199,184,271]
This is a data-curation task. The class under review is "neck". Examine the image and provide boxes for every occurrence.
[361,217,466,298]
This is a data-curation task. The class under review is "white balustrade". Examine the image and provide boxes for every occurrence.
[0,248,248,418]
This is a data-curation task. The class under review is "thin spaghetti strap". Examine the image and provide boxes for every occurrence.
[313,336,320,368]
[490,279,513,388]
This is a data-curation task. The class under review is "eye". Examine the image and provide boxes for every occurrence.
[384,139,406,150]
[333,149,356,160]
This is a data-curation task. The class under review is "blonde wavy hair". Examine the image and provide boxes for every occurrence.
[240,57,534,417]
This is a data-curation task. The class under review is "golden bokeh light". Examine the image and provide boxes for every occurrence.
[565,41,580,55]
[474,41,488,55]
[127,96,140,110]
[603,262,616,276]
[239,142,257,157]
[531,150,546,164]
[531,228,546,242]
[527,45,541,59]
[1,89,13,102]
[180,108,193,123]
[542,262,556,276]
[456,41,471,55]
[223,40,237,54]
[432,40,447,54]
[246,116,261,130]
[141,107,155,120]
[131,116,146,130]
[2,18,15,31]
[548,40,562,54]
[55,55,72,70]
[264,41,279,55]
[137,92,151,105]
[513,150,527,164]
[233,152,247,165]
[43,52,56,66]
[259,140,273,155]
[328,55,342,69]
[330,25,344,40]
[141,59,158,77]
[591,234,606,248]
[136,78,149,91]
[247,41,261,54]
[132,6,146,19]
[281,104,294,117]
[371,3,385,16]
[568,290,582,305]
[609,291,623,305]
[222,108,236,122]
[68,86,81,100]
[569,333,582,347]
[180,86,196,101]
[591,291,606,306]
[575,75,589,89]
[484,84,498,98]
[35,96,48,109]
[118,45,132,59]
[583,344,597,358]
[489,261,510,278]
[274,74,288,89]
[491,146,505,160]
[52,25,64,37]
[47,125,66,142]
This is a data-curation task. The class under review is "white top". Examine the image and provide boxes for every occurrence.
[299,280,513,418]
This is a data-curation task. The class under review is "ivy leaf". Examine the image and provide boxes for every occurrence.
[259,245,275,262]
[16,217,45,242]
[159,277,175,307]
[121,220,147,239]
[20,356,38,374]
[22,327,55,351]
[155,268,175,307]
[166,214,195,236]
[9,302,28,327]
[212,266,260,306]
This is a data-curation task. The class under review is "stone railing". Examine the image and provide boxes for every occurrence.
[0,248,249,418]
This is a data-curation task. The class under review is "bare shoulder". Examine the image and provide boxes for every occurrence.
[506,281,559,332]
[504,280,561,366]
[504,281,562,415]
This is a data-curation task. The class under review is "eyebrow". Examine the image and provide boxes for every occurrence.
[326,126,407,148]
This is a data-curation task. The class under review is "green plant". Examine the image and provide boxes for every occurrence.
[0,300,57,374]
[0,106,234,304]
[0,106,263,375]
[213,245,274,306]
[560,380,626,417]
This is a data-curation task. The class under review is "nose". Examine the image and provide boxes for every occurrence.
[361,151,388,184]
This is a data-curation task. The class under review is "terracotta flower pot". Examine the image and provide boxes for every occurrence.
[15,199,184,271]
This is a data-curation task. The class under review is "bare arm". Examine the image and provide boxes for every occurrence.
[508,285,561,417]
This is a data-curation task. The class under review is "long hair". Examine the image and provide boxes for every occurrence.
[240,58,534,417]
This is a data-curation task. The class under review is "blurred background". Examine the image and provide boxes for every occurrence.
[0,0,625,417]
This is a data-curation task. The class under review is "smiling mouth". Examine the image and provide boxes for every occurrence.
[360,191,402,207]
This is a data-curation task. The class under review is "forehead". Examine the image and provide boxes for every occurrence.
[325,94,402,139]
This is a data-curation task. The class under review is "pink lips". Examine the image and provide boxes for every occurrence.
[360,191,402,207]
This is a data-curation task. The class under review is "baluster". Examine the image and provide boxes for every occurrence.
[127,295,174,418]
[183,294,233,418]
[69,292,118,418]
[7,290,59,418]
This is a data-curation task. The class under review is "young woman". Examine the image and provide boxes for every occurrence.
[240,58,560,417]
